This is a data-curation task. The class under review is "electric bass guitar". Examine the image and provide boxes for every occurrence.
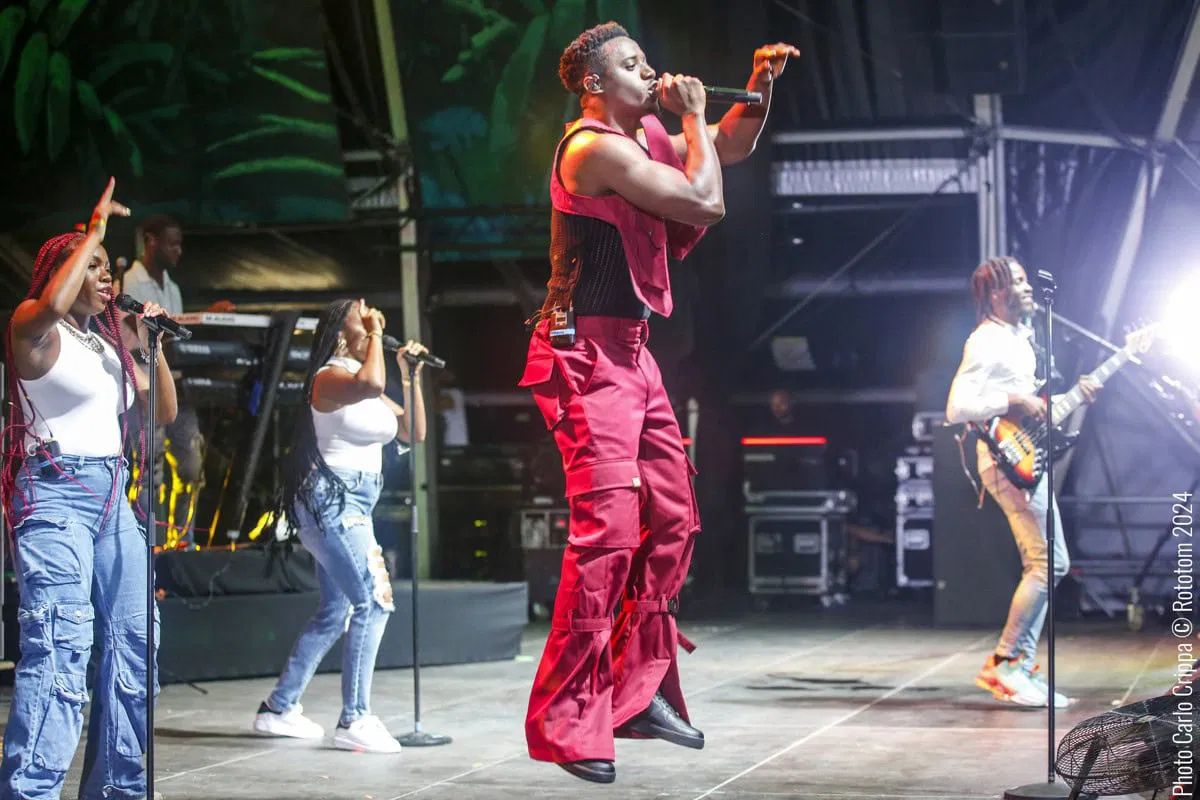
[978,324,1156,489]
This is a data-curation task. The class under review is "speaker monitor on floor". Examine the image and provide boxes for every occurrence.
[932,424,1022,626]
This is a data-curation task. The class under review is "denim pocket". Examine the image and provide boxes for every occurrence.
[31,674,88,772]
[114,669,148,758]
[53,602,94,652]
[17,516,81,587]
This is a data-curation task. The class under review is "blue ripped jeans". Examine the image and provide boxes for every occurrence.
[0,454,158,800]
[267,469,391,726]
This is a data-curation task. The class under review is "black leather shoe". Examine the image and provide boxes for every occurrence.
[623,692,704,749]
[557,759,616,783]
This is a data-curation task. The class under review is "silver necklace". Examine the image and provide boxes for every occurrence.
[58,320,104,355]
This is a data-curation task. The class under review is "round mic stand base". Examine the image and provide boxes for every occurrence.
[397,729,452,747]
[1002,780,1093,800]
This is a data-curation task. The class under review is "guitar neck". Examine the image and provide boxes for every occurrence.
[1051,347,1131,420]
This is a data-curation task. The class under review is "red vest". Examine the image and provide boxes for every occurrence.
[549,115,708,318]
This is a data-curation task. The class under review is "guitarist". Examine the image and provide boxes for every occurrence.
[946,256,1099,708]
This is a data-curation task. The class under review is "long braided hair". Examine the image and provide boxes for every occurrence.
[280,299,356,530]
[2,233,143,529]
[970,256,1019,323]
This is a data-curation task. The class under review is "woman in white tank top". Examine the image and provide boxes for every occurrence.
[254,298,428,753]
[0,179,179,799]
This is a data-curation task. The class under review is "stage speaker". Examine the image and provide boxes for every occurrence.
[932,424,1022,626]
[937,0,1027,95]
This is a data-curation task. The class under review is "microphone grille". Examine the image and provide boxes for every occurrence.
[114,293,138,312]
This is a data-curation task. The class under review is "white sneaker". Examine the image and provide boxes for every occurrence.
[975,657,1046,706]
[1025,665,1071,708]
[253,702,325,739]
[333,715,403,754]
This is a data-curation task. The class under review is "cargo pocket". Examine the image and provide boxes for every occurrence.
[30,602,93,773]
[519,339,599,431]
[31,675,88,772]
[684,455,701,534]
[114,668,148,758]
[16,516,81,587]
[565,459,642,549]
[519,353,564,431]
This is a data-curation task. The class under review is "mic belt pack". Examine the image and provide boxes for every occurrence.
[27,439,63,479]
[548,307,575,349]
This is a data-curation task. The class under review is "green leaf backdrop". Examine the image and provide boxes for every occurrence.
[0,0,348,233]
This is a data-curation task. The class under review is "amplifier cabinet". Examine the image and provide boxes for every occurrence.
[516,507,570,616]
[746,501,851,599]
[896,508,934,588]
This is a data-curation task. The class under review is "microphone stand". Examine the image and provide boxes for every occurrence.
[394,354,450,748]
[1005,272,1077,800]
[141,324,163,800]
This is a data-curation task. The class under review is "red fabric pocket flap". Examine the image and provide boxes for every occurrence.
[564,459,641,497]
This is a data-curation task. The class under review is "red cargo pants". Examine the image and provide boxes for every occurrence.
[519,316,700,763]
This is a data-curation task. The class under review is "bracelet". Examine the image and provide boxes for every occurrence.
[89,215,106,241]
[134,348,151,364]
[367,331,382,340]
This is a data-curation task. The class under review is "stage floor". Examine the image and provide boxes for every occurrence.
[2,604,1178,799]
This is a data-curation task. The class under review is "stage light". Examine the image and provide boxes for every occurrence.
[741,436,828,446]
[1158,274,1200,377]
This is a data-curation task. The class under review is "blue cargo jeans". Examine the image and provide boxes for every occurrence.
[0,454,158,800]
[266,469,392,727]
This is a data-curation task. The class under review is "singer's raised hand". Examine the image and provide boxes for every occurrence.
[657,72,707,117]
[89,176,132,242]
[751,43,801,87]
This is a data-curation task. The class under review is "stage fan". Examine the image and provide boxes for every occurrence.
[1055,692,1190,799]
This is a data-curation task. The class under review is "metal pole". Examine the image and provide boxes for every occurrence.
[395,364,449,747]
[372,0,434,581]
[1003,273,1069,799]
[145,333,159,799]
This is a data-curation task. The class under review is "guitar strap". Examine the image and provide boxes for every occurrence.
[955,424,987,509]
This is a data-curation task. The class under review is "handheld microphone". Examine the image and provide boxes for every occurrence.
[114,293,193,340]
[380,334,446,369]
[704,86,763,105]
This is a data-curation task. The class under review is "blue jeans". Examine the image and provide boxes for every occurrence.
[0,454,158,800]
[979,446,1070,671]
[267,469,391,726]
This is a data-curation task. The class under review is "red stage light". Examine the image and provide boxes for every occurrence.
[740,436,828,446]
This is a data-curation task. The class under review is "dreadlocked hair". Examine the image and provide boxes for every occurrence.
[970,256,1019,323]
[2,232,144,531]
[559,21,629,95]
[280,299,356,532]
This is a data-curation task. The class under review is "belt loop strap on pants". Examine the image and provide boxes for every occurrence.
[554,613,613,634]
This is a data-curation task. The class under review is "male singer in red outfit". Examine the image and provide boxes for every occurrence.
[519,22,798,784]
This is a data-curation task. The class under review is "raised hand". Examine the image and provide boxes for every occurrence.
[359,298,386,334]
[89,177,131,242]
[750,43,801,89]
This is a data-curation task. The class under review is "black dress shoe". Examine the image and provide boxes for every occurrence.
[622,692,704,749]
[557,759,616,783]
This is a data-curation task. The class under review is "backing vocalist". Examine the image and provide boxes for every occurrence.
[519,21,798,784]
[253,298,428,753]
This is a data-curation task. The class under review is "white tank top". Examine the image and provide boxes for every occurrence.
[312,356,400,474]
[20,323,134,456]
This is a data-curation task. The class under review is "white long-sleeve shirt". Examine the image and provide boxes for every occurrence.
[945,317,1038,425]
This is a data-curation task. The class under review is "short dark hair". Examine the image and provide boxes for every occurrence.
[970,256,1018,322]
[141,213,181,240]
[559,22,630,96]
